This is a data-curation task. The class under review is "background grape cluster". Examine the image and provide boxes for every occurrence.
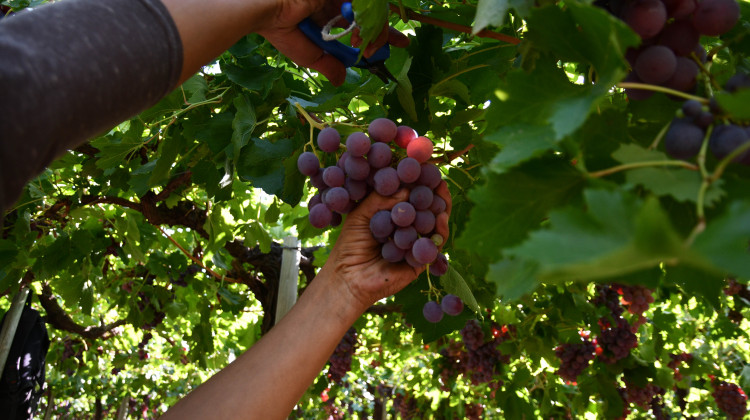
[327,327,358,384]
[595,0,741,100]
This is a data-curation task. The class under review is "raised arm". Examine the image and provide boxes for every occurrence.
[162,183,451,419]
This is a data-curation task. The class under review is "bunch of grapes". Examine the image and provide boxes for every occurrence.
[596,0,740,101]
[664,90,750,165]
[555,338,597,383]
[392,393,419,420]
[437,340,467,390]
[464,402,484,420]
[327,327,357,383]
[725,278,745,296]
[459,320,510,385]
[460,320,486,351]
[617,284,654,316]
[592,284,625,319]
[597,317,638,363]
[137,332,152,361]
[621,380,665,409]
[422,292,464,323]
[297,119,449,269]
[667,352,693,381]
[712,380,748,420]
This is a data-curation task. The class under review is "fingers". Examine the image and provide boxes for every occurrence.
[434,181,452,216]
[262,28,347,86]
[352,27,410,57]
[387,27,410,48]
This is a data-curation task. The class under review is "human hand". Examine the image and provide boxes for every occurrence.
[320,181,452,313]
[258,0,409,86]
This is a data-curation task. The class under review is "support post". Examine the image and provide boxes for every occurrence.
[0,285,30,379]
[274,236,300,324]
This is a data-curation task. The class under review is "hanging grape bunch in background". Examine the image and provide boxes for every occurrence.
[297,118,460,322]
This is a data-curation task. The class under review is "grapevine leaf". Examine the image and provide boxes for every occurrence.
[693,200,750,278]
[715,89,750,120]
[231,95,257,167]
[473,0,509,33]
[487,258,540,300]
[666,265,722,308]
[612,143,668,162]
[625,167,725,205]
[91,133,143,170]
[181,74,208,104]
[485,124,557,173]
[148,132,182,187]
[393,57,418,121]
[457,158,586,263]
[352,0,388,54]
[237,137,295,198]
[438,265,480,313]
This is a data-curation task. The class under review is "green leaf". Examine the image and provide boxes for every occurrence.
[487,258,540,300]
[181,75,208,104]
[474,0,518,32]
[438,265,480,313]
[715,89,750,120]
[91,134,143,170]
[625,167,725,205]
[457,158,586,262]
[352,0,388,53]
[149,132,183,187]
[693,200,750,278]
[485,124,557,173]
[231,95,257,167]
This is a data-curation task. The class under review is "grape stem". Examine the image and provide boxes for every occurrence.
[430,144,475,164]
[157,226,241,284]
[588,160,698,178]
[293,102,325,131]
[388,4,521,45]
[647,121,671,150]
[709,140,750,183]
[616,82,708,103]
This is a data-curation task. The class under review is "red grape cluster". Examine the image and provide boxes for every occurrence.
[392,393,419,420]
[621,380,665,409]
[599,0,740,101]
[712,380,748,420]
[297,119,449,270]
[327,327,357,384]
[592,284,625,319]
[725,278,745,296]
[667,352,693,381]
[423,292,464,323]
[597,317,639,363]
[617,284,654,316]
[555,338,597,383]
[461,320,511,385]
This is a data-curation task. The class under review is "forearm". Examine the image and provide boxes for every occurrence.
[160,0,278,84]
[162,264,363,420]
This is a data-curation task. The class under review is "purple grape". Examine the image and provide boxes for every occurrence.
[324,187,350,213]
[622,0,667,39]
[395,125,417,149]
[370,210,395,238]
[692,0,740,36]
[381,240,406,262]
[346,132,371,157]
[397,157,421,183]
[404,249,422,268]
[297,151,320,176]
[664,56,699,92]
[409,185,434,210]
[682,99,703,118]
[414,210,436,235]
[662,0,697,18]
[345,178,367,201]
[423,301,444,323]
[373,167,400,196]
[330,212,343,227]
[695,111,715,129]
[664,118,704,160]
[367,142,393,169]
[725,73,750,92]
[345,156,370,180]
[391,202,416,227]
[418,163,442,189]
[709,125,750,163]
[623,72,654,101]
[441,294,463,316]
[394,226,418,250]
[309,203,332,228]
[412,237,438,265]
[323,166,345,188]
[317,127,341,153]
[308,194,322,209]
[430,253,449,276]
[310,171,326,189]
[337,151,351,169]
[659,19,700,56]
[635,45,677,84]
[368,118,398,143]
[430,195,447,214]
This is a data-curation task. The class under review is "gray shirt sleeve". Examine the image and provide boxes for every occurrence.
[0,0,183,214]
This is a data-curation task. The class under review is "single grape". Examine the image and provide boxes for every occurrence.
[430,195,447,214]
[664,118,704,160]
[368,118,398,143]
[394,226,418,250]
[391,202,416,227]
[441,294,463,316]
[381,240,406,262]
[412,237,438,265]
[406,136,434,163]
[725,72,750,92]
[404,249,422,268]
[337,151,351,170]
[430,253,449,276]
[662,0,697,18]
[695,111,714,129]
[308,194,322,209]
[622,0,667,39]
[317,127,341,152]
[297,151,320,176]
[709,124,750,162]
[367,142,393,169]
[431,233,444,247]
[324,187,350,213]
[409,185,434,210]
[345,156,370,180]
[664,56,699,92]
[423,301,444,323]
[692,0,740,36]
[397,157,421,183]
[417,163,442,189]
[345,178,368,201]
[682,99,703,118]
[414,210,436,235]
[373,167,400,196]
[370,210,395,238]
[346,132,371,157]
[323,166,345,188]
[309,203,333,228]
[659,19,700,56]
[310,171,326,189]
[634,45,677,84]
[623,73,654,101]
[330,212,342,227]
[395,125,417,149]
[693,44,708,63]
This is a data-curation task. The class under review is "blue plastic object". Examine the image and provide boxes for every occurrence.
[297,3,390,69]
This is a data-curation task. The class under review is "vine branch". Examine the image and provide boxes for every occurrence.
[39,284,126,340]
[588,160,699,178]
